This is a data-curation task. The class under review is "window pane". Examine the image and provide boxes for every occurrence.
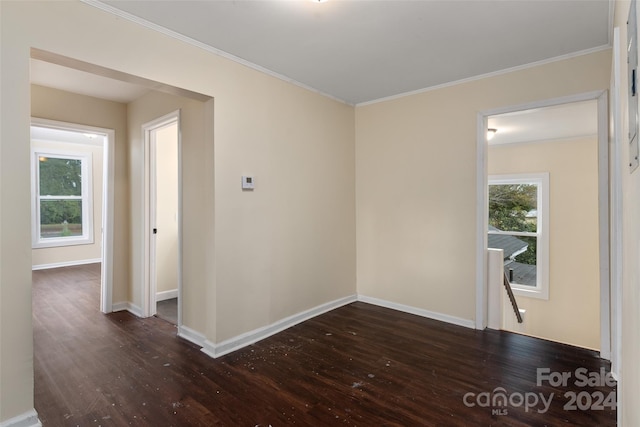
[488,183,537,232]
[40,200,83,238]
[503,235,537,287]
[39,157,82,196]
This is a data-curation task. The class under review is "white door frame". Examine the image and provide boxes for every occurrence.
[609,27,623,427]
[609,27,623,379]
[31,117,115,313]
[475,90,614,359]
[141,110,181,319]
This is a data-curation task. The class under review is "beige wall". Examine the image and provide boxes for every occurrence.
[615,1,640,425]
[355,49,611,324]
[214,74,356,342]
[30,138,104,267]
[127,91,210,333]
[154,123,179,295]
[1,2,356,420]
[489,137,600,350]
[4,1,634,425]
[1,2,35,420]
[30,85,129,303]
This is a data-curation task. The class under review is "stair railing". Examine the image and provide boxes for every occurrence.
[503,272,523,323]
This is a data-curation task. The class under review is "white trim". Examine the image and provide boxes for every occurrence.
[481,91,606,118]
[112,301,143,318]
[487,248,505,330]
[177,325,207,348]
[190,294,476,360]
[0,409,42,427]
[81,0,351,106]
[476,113,489,329]
[488,133,599,148]
[101,129,115,314]
[201,295,357,358]
[142,110,181,318]
[111,301,127,312]
[357,46,612,107]
[156,289,178,302]
[31,148,94,248]
[30,118,115,314]
[609,25,623,383]
[597,90,612,361]
[83,1,613,108]
[609,28,623,427]
[32,258,101,271]
[488,173,550,300]
[358,295,476,329]
[83,0,610,108]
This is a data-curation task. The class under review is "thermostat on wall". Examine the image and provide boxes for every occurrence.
[242,176,255,190]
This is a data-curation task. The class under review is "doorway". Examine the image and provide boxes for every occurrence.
[30,119,115,314]
[486,100,600,350]
[476,91,612,359]
[143,111,181,324]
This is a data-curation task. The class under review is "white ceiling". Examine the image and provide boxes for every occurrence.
[488,100,598,146]
[31,125,107,145]
[93,0,612,105]
[29,1,607,142]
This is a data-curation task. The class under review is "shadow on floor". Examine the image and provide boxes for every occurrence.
[156,297,177,325]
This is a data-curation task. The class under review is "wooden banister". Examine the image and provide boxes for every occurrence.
[503,272,523,323]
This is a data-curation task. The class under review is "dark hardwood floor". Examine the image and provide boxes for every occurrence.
[33,264,616,426]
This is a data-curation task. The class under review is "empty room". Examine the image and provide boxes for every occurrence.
[1,1,639,426]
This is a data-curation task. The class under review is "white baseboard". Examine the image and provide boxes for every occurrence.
[32,258,101,271]
[178,325,206,348]
[175,294,474,360]
[357,295,476,329]
[0,409,42,427]
[156,289,178,301]
[202,294,357,358]
[112,301,143,318]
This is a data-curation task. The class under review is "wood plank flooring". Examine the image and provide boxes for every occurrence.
[33,264,616,426]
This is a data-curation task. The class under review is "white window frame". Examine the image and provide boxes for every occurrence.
[31,148,94,248]
[488,173,549,300]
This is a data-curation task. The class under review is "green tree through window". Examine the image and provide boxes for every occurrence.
[40,157,82,196]
[488,173,549,298]
[489,184,536,232]
[38,156,84,238]
[489,184,537,266]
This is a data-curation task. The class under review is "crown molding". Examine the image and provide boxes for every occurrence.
[357,45,612,107]
[81,0,353,106]
[82,0,611,109]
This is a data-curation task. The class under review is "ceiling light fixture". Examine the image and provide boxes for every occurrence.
[487,128,497,141]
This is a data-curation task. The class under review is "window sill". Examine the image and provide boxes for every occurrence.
[33,237,94,249]
[512,285,549,301]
